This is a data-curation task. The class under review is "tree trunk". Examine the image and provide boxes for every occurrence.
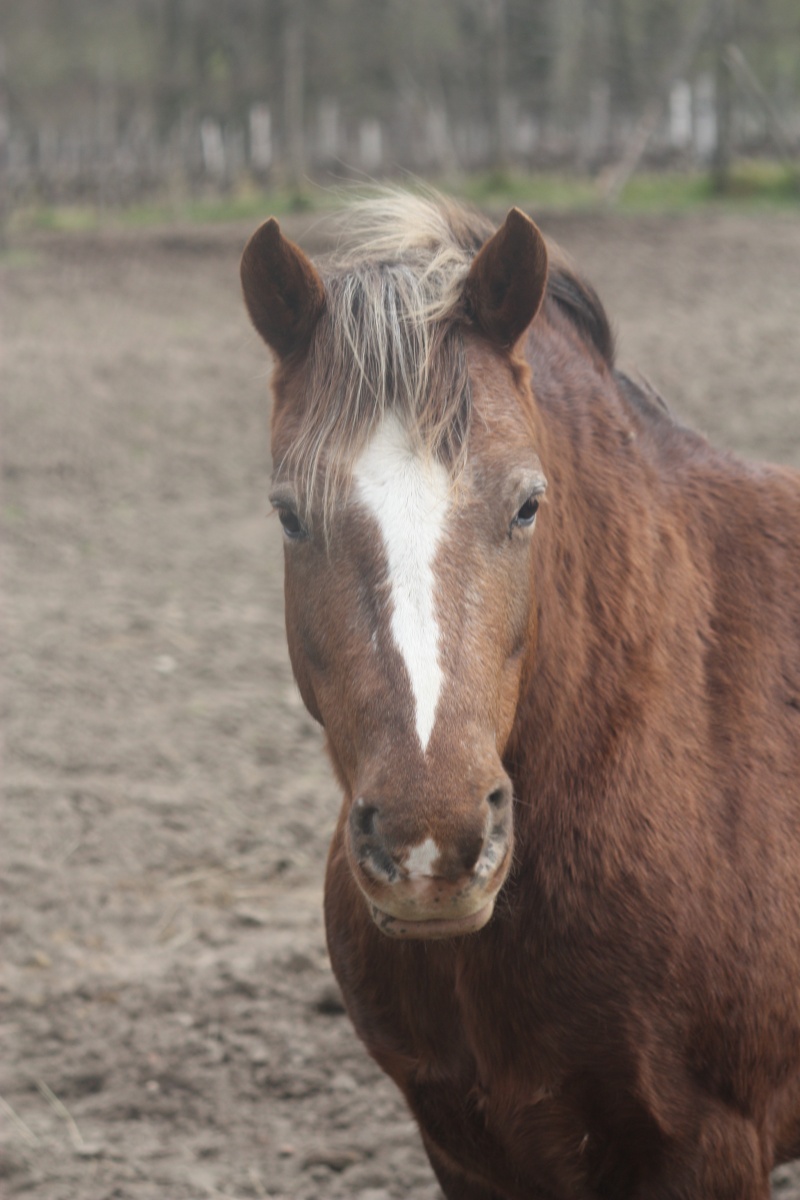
[284,0,306,189]
[488,0,509,169]
[0,41,8,248]
[711,0,733,193]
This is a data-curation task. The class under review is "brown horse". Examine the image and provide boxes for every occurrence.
[241,193,800,1199]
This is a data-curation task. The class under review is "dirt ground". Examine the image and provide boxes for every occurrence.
[3,205,800,1200]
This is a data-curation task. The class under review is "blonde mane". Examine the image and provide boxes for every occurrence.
[281,191,492,526]
[277,189,614,532]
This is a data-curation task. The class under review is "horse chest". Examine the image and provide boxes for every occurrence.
[339,912,676,1198]
[353,955,612,1197]
[402,1003,604,1199]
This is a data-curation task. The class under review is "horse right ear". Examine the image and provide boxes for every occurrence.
[240,218,326,360]
[464,207,548,348]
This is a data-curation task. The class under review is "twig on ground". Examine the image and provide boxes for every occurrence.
[0,1094,39,1145]
[35,1079,84,1149]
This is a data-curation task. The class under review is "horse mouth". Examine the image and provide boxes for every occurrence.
[368,897,496,940]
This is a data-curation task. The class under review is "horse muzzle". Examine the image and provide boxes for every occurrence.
[345,778,514,940]
[368,894,499,939]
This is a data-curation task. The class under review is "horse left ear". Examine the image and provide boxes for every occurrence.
[464,207,548,348]
[240,217,326,360]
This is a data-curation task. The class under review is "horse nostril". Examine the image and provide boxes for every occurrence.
[352,801,378,838]
[349,801,399,882]
[486,782,512,814]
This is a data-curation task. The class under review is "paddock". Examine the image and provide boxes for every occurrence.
[3,210,800,1199]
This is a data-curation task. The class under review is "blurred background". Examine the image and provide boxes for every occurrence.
[2,0,800,229]
[3,5,800,1200]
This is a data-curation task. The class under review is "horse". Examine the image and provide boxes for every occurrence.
[240,192,800,1199]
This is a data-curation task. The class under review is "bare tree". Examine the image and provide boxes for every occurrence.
[283,0,306,188]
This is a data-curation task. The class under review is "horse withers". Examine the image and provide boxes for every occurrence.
[241,193,800,1199]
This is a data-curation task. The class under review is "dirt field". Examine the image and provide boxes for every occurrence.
[3,206,800,1200]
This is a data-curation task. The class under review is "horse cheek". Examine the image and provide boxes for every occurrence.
[494,564,538,753]
[286,631,323,725]
[496,651,526,755]
[283,574,324,725]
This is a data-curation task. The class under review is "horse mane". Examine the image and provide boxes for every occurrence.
[614,369,674,425]
[282,191,615,522]
[546,266,615,365]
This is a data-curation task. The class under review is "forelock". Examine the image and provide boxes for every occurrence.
[281,192,489,528]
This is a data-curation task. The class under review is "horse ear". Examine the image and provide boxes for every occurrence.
[240,218,325,359]
[464,207,548,348]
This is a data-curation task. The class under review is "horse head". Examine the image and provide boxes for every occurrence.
[241,203,549,939]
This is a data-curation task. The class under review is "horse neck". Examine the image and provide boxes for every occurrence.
[508,328,691,798]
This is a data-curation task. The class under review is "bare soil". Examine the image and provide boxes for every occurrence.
[3,208,800,1200]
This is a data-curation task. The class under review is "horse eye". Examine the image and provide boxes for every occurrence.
[277,507,307,540]
[514,496,540,528]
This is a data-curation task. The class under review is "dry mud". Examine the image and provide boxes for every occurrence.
[3,208,800,1199]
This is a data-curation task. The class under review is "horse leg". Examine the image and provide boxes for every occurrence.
[637,1108,771,1200]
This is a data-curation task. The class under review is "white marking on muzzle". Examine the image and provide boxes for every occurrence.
[404,836,441,878]
[353,415,449,752]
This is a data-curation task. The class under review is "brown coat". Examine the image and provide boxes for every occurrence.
[242,194,800,1199]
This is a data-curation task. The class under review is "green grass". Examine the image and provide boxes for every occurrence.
[7,162,799,238]
[8,180,329,237]
[0,246,42,268]
[457,169,599,212]
[710,158,800,203]
[619,161,799,211]
[451,161,799,214]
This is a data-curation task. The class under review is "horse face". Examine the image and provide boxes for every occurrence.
[243,204,548,939]
[271,345,545,939]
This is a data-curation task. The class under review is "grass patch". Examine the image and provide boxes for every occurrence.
[620,161,798,211]
[7,163,799,238]
[455,169,599,212]
[0,246,42,269]
[16,204,102,233]
[448,162,799,214]
[713,158,800,203]
[8,180,330,237]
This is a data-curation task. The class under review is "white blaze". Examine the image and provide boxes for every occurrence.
[353,415,449,752]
